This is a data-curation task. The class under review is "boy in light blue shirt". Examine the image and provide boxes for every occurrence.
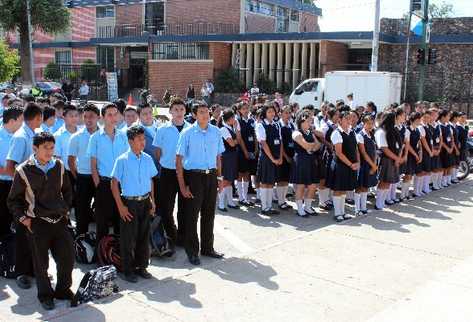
[111,125,157,283]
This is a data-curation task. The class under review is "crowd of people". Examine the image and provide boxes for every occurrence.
[0,89,469,311]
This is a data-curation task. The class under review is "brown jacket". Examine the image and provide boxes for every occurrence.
[7,156,72,223]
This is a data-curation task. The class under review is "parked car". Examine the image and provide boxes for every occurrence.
[35,81,63,95]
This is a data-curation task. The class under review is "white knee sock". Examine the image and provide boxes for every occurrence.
[296,200,305,216]
[401,181,410,199]
[218,190,226,209]
[236,181,244,201]
[226,186,236,206]
[354,192,361,212]
[260,188,268,210]
[256,188,261,200]
[266,188,274,209]
[333,196,343,216]
[390,183,398,201]
[447,174,452,184]
[360,192,368,211]
[340,195,346,215]
[376,188,385,209]
[273,188,278,202]
[242,181,249,201]
[276,186,286,205]
[304,199,314,212]
[423,175,431,193]
[347,190,354,200]
[318,188,329,205]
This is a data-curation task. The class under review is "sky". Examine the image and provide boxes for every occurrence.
[314,0,473,31]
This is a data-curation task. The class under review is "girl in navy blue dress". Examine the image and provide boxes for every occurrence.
[439,109,454,187]
[404,112,423,197]
[290,110,321,217]
[236,102,257,206]
[450,111,461,184]
[256,104,283,215]
[331,111,360,222]
[417,111,434,196]
[429,108,443,190]
[354,114,378,215]
[387,108,407,205]
[276,106,295,210]
[457,112,469,169]
[218,108,240,211]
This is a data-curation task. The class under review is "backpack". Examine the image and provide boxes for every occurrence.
[71,265,119,307]
[0,233,16,279]
[75,232,97,264]
[97,235,122,271]
[149,215,173,257]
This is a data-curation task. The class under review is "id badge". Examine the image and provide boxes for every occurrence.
[447,137,451,143]
[248,136,254,142]
[436,138,440,143]
[430,139,434,146]
[396,142,400,149]
[274,139,280,145]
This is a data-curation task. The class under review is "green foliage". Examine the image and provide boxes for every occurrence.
[66,70,79,81]
[429,1,454,18]
[257,73,292,95]
[214,68,245,93]
[80,59,99,82]
[0,39,20,82]
[43,61,61,80]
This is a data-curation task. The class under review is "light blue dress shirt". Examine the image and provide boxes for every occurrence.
[68,127,96,175]
[54,126,77,171]
[153,121,190,170]
[40,123,54,134]
[87,127,129,178]
[111,150,158,197]
[6,123,36,165]
[176,122,225,170]
[33,156,56,174]
[0,127,15,180]
[51,117,65,133]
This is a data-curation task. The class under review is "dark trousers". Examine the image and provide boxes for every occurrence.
[183,171,218,257]
[66,170,77,208]
[95,178,120,244]
[75,174,95,235]
[121,198,151,274]
[15,224,34,277]
[157,168,185,244]
[27,217,74,301]
[0,180,13,236]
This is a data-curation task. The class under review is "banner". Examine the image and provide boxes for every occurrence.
[106,72,118,102]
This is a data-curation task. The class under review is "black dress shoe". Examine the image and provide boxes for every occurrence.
[135,268,152,279]
[122,273,138,283]
[227,204,240,209]
[16,275,32,289]
[40,298,55,311]
[188,255,201,265]
[54,289,75,301]
[201,250,224,259]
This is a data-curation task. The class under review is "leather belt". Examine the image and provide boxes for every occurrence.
[122,193,150,201]
[188,169,216,175]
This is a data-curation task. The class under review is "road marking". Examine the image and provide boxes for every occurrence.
[214,222,255,254]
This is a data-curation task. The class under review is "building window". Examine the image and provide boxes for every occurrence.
[246,1,274,16]
[96,6,115,18]
[152,43,210,60]
[55,50,71,65]
[96,47,115,72]
[291,10,299,21]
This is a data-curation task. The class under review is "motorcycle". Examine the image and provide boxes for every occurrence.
[457,136,473,180]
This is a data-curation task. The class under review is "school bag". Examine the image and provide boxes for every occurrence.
[0,233,16,279]
[149,215,173,257]
[71,265,119,307]
[97,234,122,271]
[75,232,97,264]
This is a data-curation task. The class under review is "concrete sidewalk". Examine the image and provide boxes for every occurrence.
[1,179,473,322]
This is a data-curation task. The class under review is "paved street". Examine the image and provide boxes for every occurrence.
[1,178,473,322]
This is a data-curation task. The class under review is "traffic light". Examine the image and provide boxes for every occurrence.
[411,0,422,11]
[428,48,438,64]
[416,48,425,65]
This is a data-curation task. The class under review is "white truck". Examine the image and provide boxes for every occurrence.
[289,71,402,110]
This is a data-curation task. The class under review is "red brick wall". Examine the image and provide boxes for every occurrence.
[33,48,56,80]
[73,47,96,64]
[318,40,348,77]
[32,30,55,43]
[245,13,275,33]
[72,7,96,41]
[149,60,214,100]
[210,43,232,73]
[166,0,240,25]
[116,3,142,25]
[300,12,319,32]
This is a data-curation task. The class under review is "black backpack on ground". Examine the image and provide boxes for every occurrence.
[0,233,16,279]
[75,232,97,264]
[149,215,173,257]
[71,265,119,307]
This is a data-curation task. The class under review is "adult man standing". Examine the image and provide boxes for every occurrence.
[79,80,90,102]
[176,100,225,265]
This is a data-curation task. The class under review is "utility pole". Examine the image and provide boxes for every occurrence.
[418,0,429,100]
[26,0,35,86]
[371,0,381,72]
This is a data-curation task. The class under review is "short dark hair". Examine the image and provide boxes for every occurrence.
[169,96,185,110]
[101,103,118,117]
[23,102,43,121]
[295,110,312,131]
[42,105,56,121]
[137,103,152,115]
[33,131,55,147]
[23,94,35,103]
[124,106,138,114]
[191,100,208,114]
[36,97,50,104]
[126,124,145,140]
[52,100,65,111]
[63,103,78,116]
[3,106,24,124]
[83,103,100,116]
[113,99,127,114]
[222,108,235,123]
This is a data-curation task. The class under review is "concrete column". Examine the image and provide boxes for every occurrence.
[246,43,253,89]
[301,42,308,80]
[269,43,276,82]
[231,43,238,68]
[239,43,246,83]
[309,43,317,78]
[276,43,284,89]
[253,43,261,84]
[292,43,300,88]
[261,43,268,78]
[284,42,292,87]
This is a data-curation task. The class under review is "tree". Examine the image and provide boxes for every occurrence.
[0,39,20,82]
[0,0,70,85]
[43,61,61,80]
[429,1,454,19]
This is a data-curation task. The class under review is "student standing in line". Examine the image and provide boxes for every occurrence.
[387,108,407,205]
[154,97,189,248]
[439,109,454,187]
[354,114,378,215]
[87,103,129,245]
[235,102,257,206]
[255,104,283,215]
[457,112,469,170]
[428,108,443,190]
[67,103,100,235]
[111,125,157,283]
[40,106,56,134]
[404,112,424,197]
[51,101,65,133]
[330,111,360,222]
[290,110,321,217]
[449,111,461,184]
[416,111,434,198]
[276,106,295,210]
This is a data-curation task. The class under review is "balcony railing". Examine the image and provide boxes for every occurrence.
[96,22,240,39]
